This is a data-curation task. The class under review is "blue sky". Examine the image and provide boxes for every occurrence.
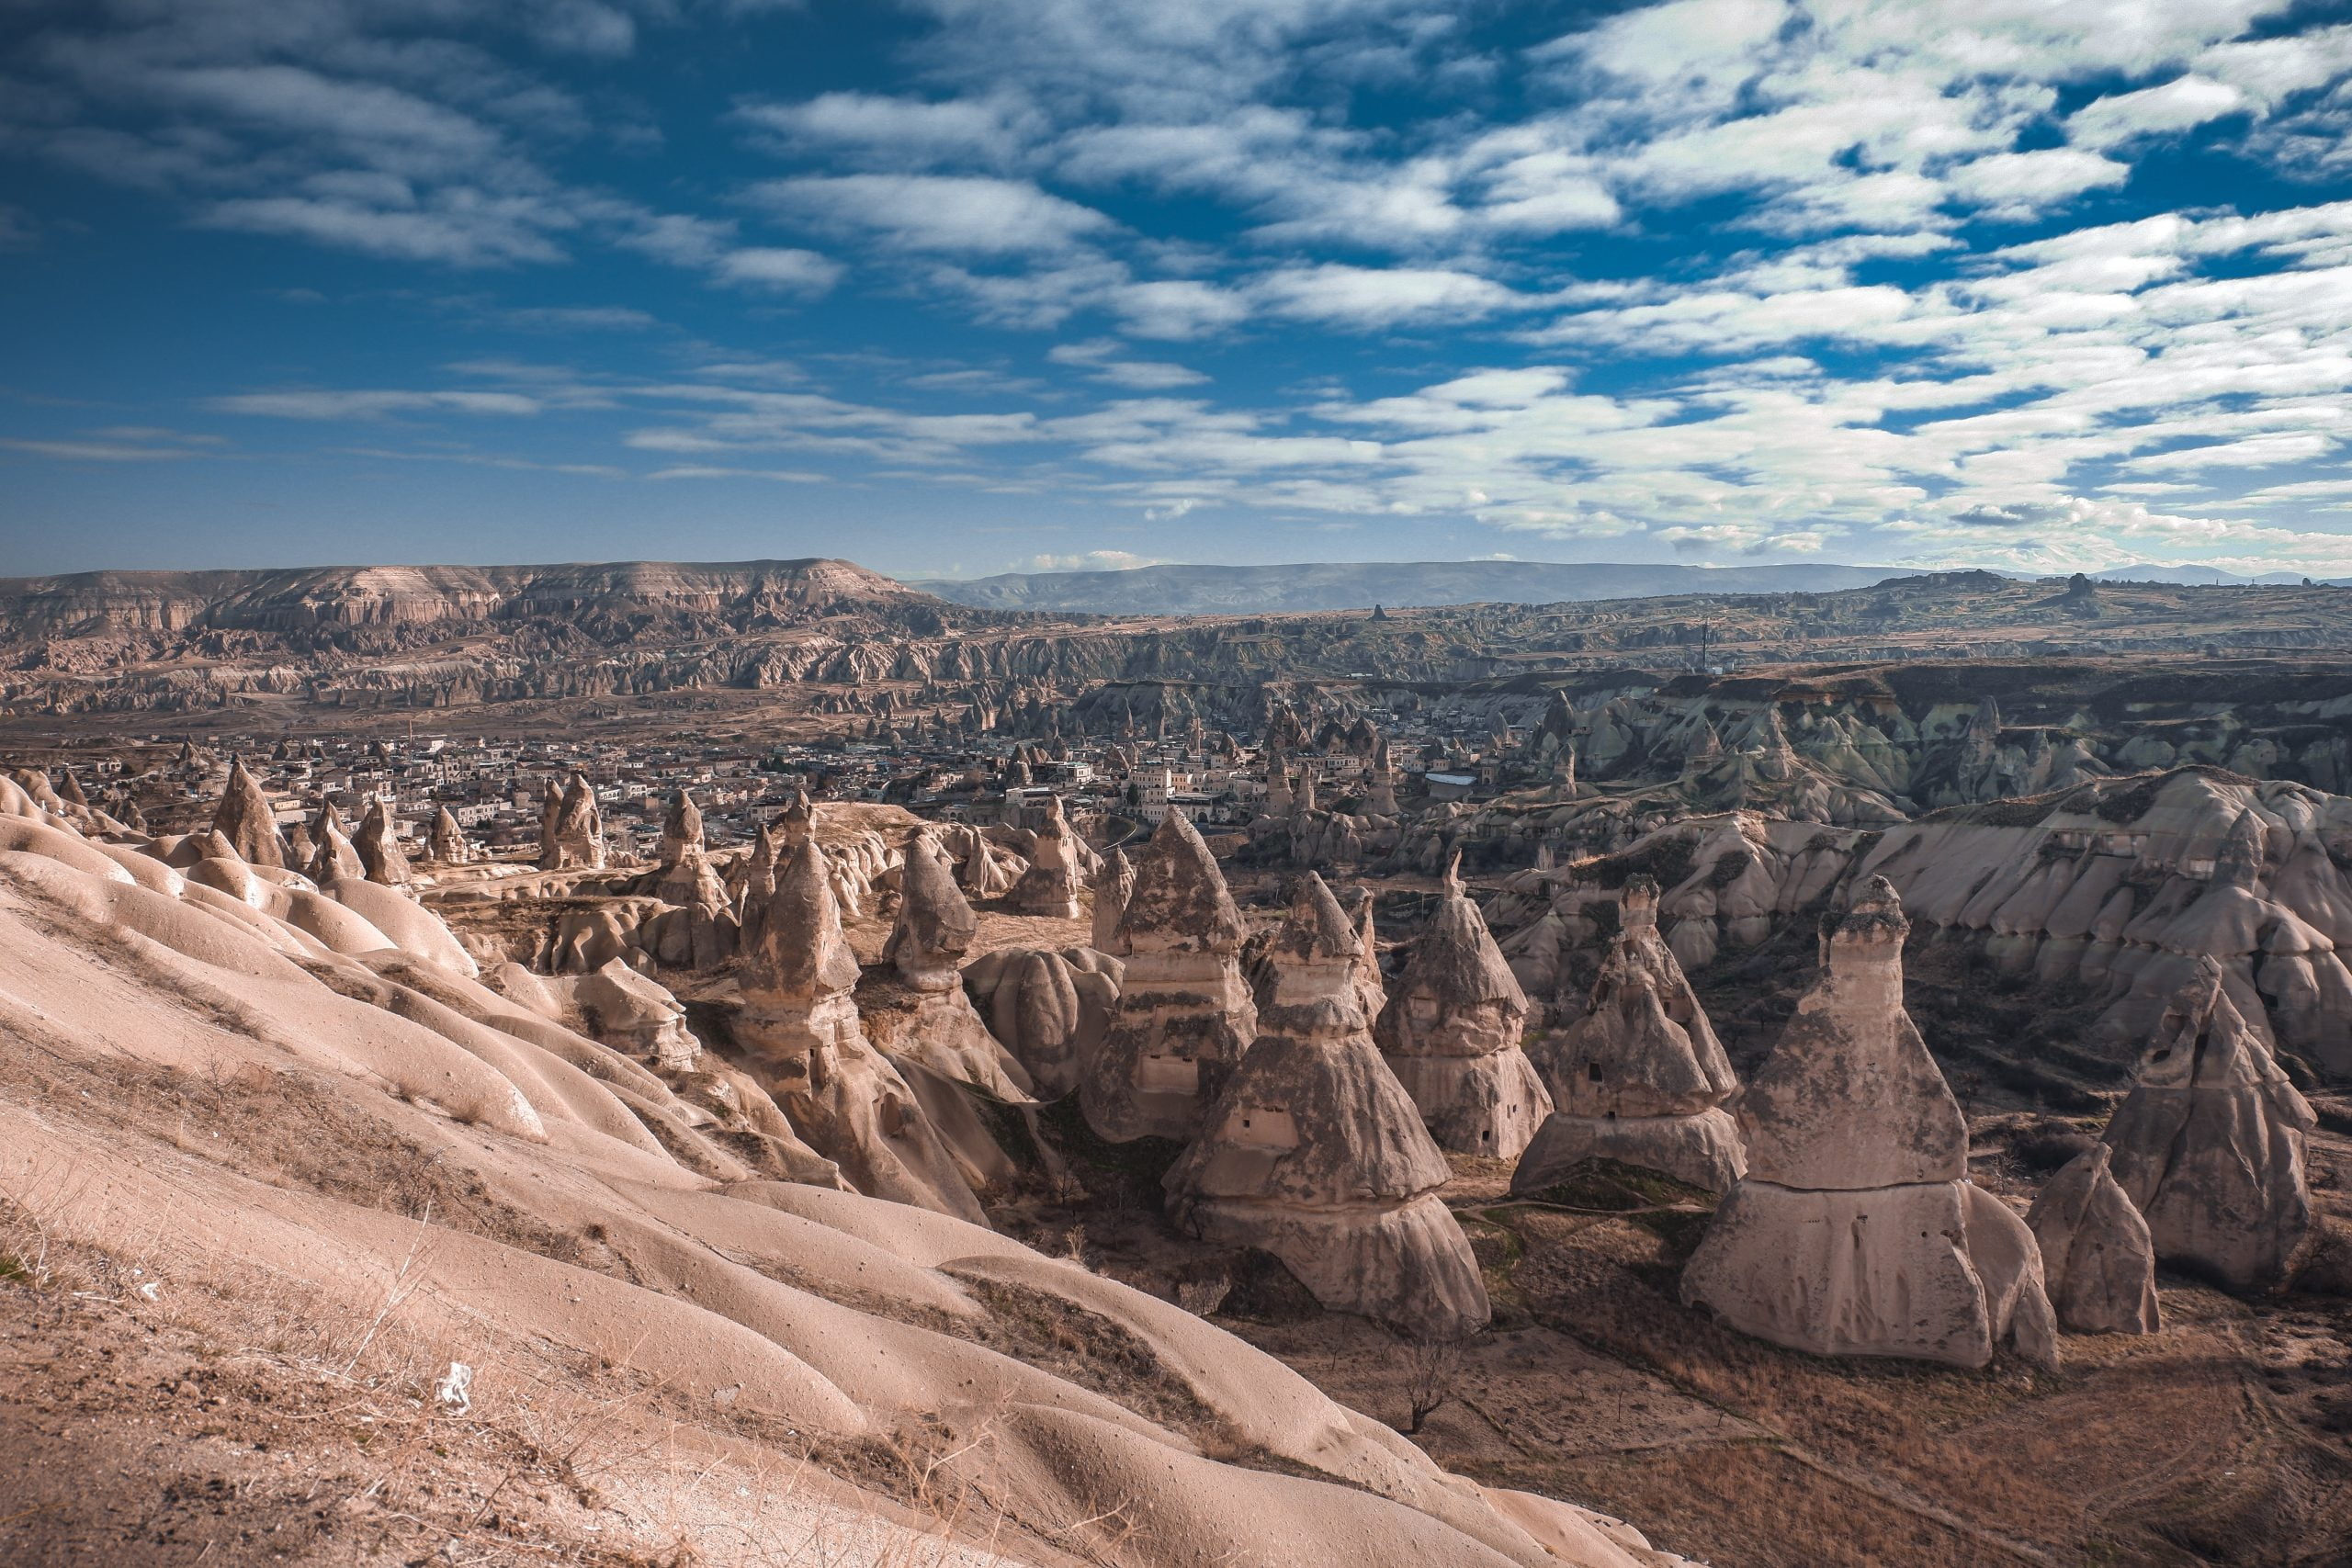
[5,0,2352,581]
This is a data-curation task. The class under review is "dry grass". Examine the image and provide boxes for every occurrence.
[0,1152,1019,1568]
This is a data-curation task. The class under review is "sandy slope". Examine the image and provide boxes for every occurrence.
[0,782,1690,1568]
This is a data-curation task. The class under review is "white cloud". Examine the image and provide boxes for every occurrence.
[646,465,827,482]
[0,436,206,461]
[737,92,1039,169]
[751,175,1117,254]
[1014,549,1168,571]
[209,389,541,419]
[2068,74,2246,148]
[712,246,843,294]
[1942,149,2132,216]
[1250,265,1524,328]
[1046,338,1207,389]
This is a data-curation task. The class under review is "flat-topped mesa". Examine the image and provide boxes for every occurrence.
[2027,1145,2161,1334]
[212,756,285,868]
[873,831,1032,1100]
[1091,846,1136,954]
[1374,855,1552,1159]
[538,772,605,871]
[1682,877,2060,1370]
[1011,792,1085,918]
[1080,809,1258,1142]
[353,797,412,887]
[1166,874,1490,1340]
[735,837,986,1224]
[2101,959,2316,1290]
[1515,875,1745,1195]
[427,806,471,863]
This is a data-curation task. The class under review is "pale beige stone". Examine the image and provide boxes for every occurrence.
[1375,855,1552,1158]
[2027,1145,2161,1334]
[1081,809,1256,1142]
[2102,959,2315,1290]
[1168,874,1488,1339]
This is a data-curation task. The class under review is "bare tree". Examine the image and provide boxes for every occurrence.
[1398,1336,1464,1435]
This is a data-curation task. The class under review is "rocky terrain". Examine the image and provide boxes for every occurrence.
[8,560,2352,731]
[11,558,2352,1567]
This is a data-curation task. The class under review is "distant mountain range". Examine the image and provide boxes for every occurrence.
[910,559,1912,614]
[911,558,2352,613]
[2090,564,2332,586]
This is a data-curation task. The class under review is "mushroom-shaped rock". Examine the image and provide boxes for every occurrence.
[2101,960,2315,1290]
[353,797,411,886]
[1516,876,1745,1194]
[1080,809,1257,1142]
[1682,878,2059,1369]
[658,788,705,869]
[2027,1145,2161,1334]
[1091,846,1136,954]
[735,837,987,1224]
[1168,874,1488,1339]
[211,757,285,868]
[1011,792,1086,918]
[1374,856,1552,1159]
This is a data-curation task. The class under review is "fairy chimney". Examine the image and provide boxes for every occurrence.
[1374,854,1553,1158]
[212,757,285,868]
[1681,879,2059,1369]
[1167,874,1489,1339]
[2101,960,2315,1290]
[1080,809,1257,1142]
[1516,875,1745,1193]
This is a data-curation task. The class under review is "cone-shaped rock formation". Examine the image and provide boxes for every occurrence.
[2026,1145,2161,1333]
[1516,876,1744,1193]
[1167,874,1489,1339]
[1091,846,1136,953]
[212,757,285,868]
[1682,878,2059,1369]
[2101,959,2315,1290]
[539,773,605,871]
[1012,792,1086,917]
[1374,856,1552,1158]
[309,813,366,885]
[873,830,1032,1099]
[735,838,986,1223]
[427,806,470,863]
[1081,810,1257,1142]
[354,797,411,886]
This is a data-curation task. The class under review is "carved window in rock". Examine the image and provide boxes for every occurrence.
[1135,1054,1200,1094]
[1230,1105,1299,1150]
[1410,995,1441,1026]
